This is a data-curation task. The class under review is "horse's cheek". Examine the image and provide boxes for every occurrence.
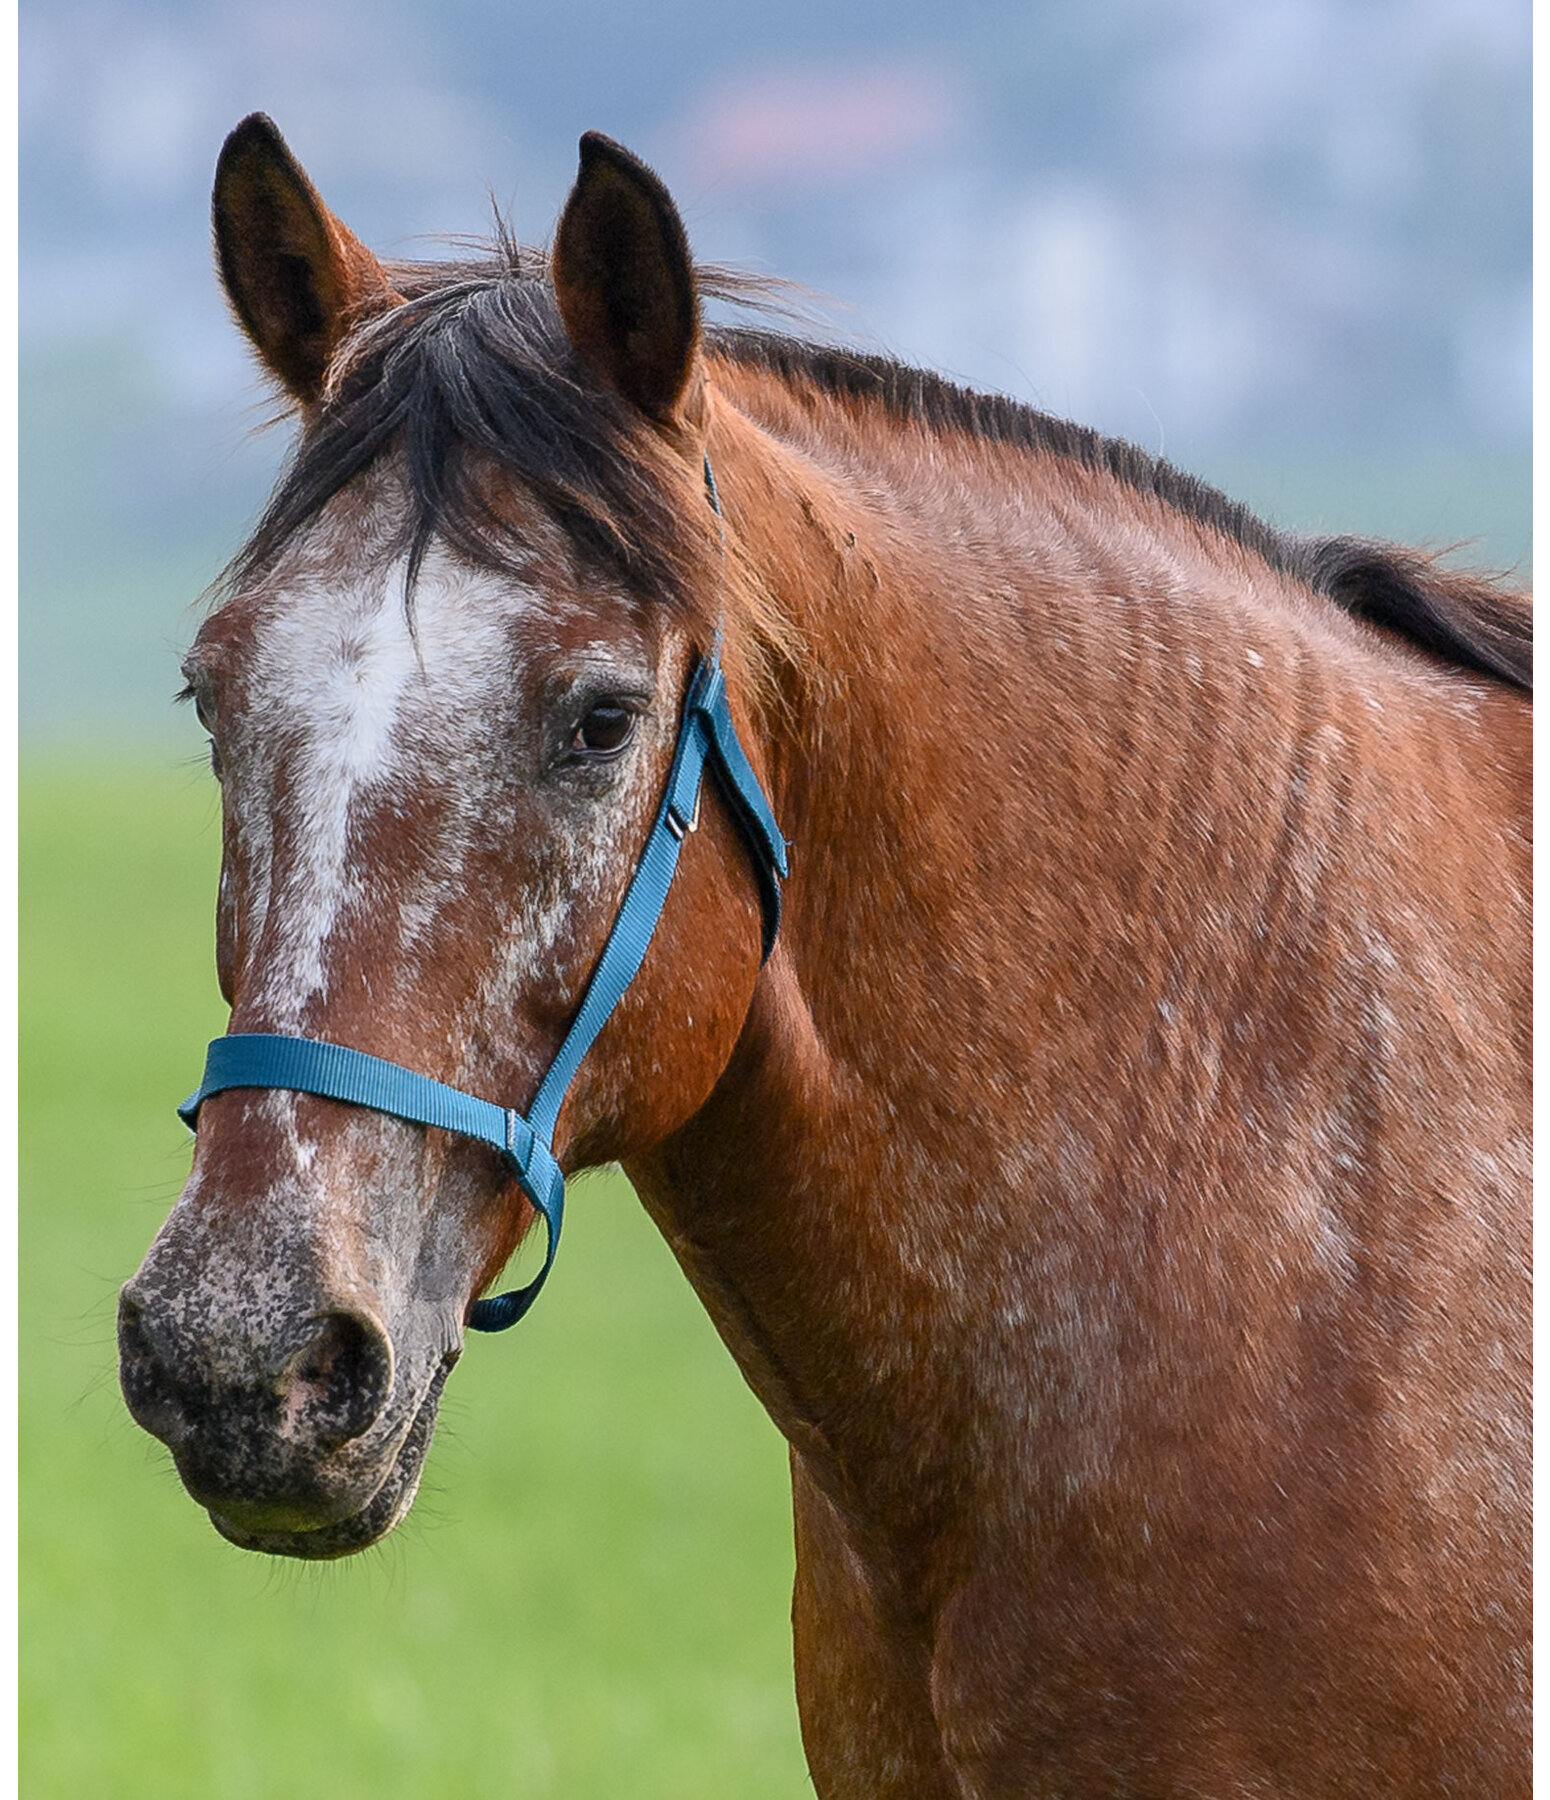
[565,814,765,1165]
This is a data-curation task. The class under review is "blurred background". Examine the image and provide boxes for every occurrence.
[22,0,1532,745]
[20,1,1530,1796]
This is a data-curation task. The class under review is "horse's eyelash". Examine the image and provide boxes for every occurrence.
[174,682,195,705]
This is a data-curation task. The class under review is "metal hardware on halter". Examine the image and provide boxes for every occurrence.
[665,789,702,841]
[177,454,788,1336]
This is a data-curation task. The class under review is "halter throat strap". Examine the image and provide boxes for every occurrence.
[179,462,787,1333]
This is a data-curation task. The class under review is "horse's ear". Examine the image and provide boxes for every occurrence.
[553,133,701,424]
[212,114,400,405]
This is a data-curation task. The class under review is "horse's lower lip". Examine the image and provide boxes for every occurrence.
[208,1360,451,1560]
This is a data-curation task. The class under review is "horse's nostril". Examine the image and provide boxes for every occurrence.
[284,1312,394,1446]
[117,1290,190,1446]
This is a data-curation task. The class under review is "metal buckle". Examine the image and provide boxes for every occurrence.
[666,790,702,841]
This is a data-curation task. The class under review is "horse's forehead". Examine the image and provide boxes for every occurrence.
[250,554,517,734]
[206,523,668,1018]
[215,526,650,750]
[248,532,533,698]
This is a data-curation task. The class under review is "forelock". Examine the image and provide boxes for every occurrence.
[224,242,719,627]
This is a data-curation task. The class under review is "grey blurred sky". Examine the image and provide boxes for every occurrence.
[21,0,1530,743]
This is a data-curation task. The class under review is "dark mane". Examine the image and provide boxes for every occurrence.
[231,243,1531,692]
[230,241,712,610]
[712,329,1532,692]
[712,329,1296,575]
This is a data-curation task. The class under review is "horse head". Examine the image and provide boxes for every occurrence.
[118,118,778,1558]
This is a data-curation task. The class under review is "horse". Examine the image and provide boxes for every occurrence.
[119,115,1530,1798]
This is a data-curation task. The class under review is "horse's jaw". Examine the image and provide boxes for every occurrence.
[203,1355,456,1560]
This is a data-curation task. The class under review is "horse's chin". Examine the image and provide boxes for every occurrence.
[207,1361,451,1561]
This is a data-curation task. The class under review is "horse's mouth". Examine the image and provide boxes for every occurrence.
[207,1360,452,1561]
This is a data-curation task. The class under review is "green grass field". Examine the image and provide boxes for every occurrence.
[21,762,809,1798]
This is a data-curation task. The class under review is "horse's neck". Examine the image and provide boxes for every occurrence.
[630,380,1508,1530]
[710,378,1366,1104]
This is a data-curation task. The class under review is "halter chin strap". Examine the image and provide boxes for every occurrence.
[179,460,787,1333]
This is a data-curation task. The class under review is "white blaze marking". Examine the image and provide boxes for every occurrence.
[226,510,676,1065]
[240,539,539,1021]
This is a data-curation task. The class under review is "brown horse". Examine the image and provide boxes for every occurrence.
[119,116,1530,1797]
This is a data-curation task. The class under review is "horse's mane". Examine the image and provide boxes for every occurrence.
[230,239,1531,692]
[713,330,1532,692]
[230,239,714,613]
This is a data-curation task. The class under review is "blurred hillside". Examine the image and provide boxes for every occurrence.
[22,0,1530,745]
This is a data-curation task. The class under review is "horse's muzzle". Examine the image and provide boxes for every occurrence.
[117,1279,444,1550]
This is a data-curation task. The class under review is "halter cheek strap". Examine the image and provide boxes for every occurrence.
[178,497,788,1333]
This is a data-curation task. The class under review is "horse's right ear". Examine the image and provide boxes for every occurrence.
[212,114,400,405]
[553,133,701,425]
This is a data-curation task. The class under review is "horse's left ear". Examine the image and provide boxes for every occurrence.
[212,113,401,405]
[553,133,701,425]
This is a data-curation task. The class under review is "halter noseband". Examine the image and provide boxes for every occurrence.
[177,458,788,1333]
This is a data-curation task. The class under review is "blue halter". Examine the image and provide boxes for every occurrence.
[177,461,788,1333]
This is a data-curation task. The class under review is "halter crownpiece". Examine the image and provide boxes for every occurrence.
[178,457,787,1333]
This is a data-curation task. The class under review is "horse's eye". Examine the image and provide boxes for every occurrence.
[178,679,215,733]
[179,679,223,777]
[572,703,637,757]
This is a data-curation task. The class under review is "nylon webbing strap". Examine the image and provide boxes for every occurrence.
[693,662,787,945]
[177,638,786,1337]
[178,1035,566,1330]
